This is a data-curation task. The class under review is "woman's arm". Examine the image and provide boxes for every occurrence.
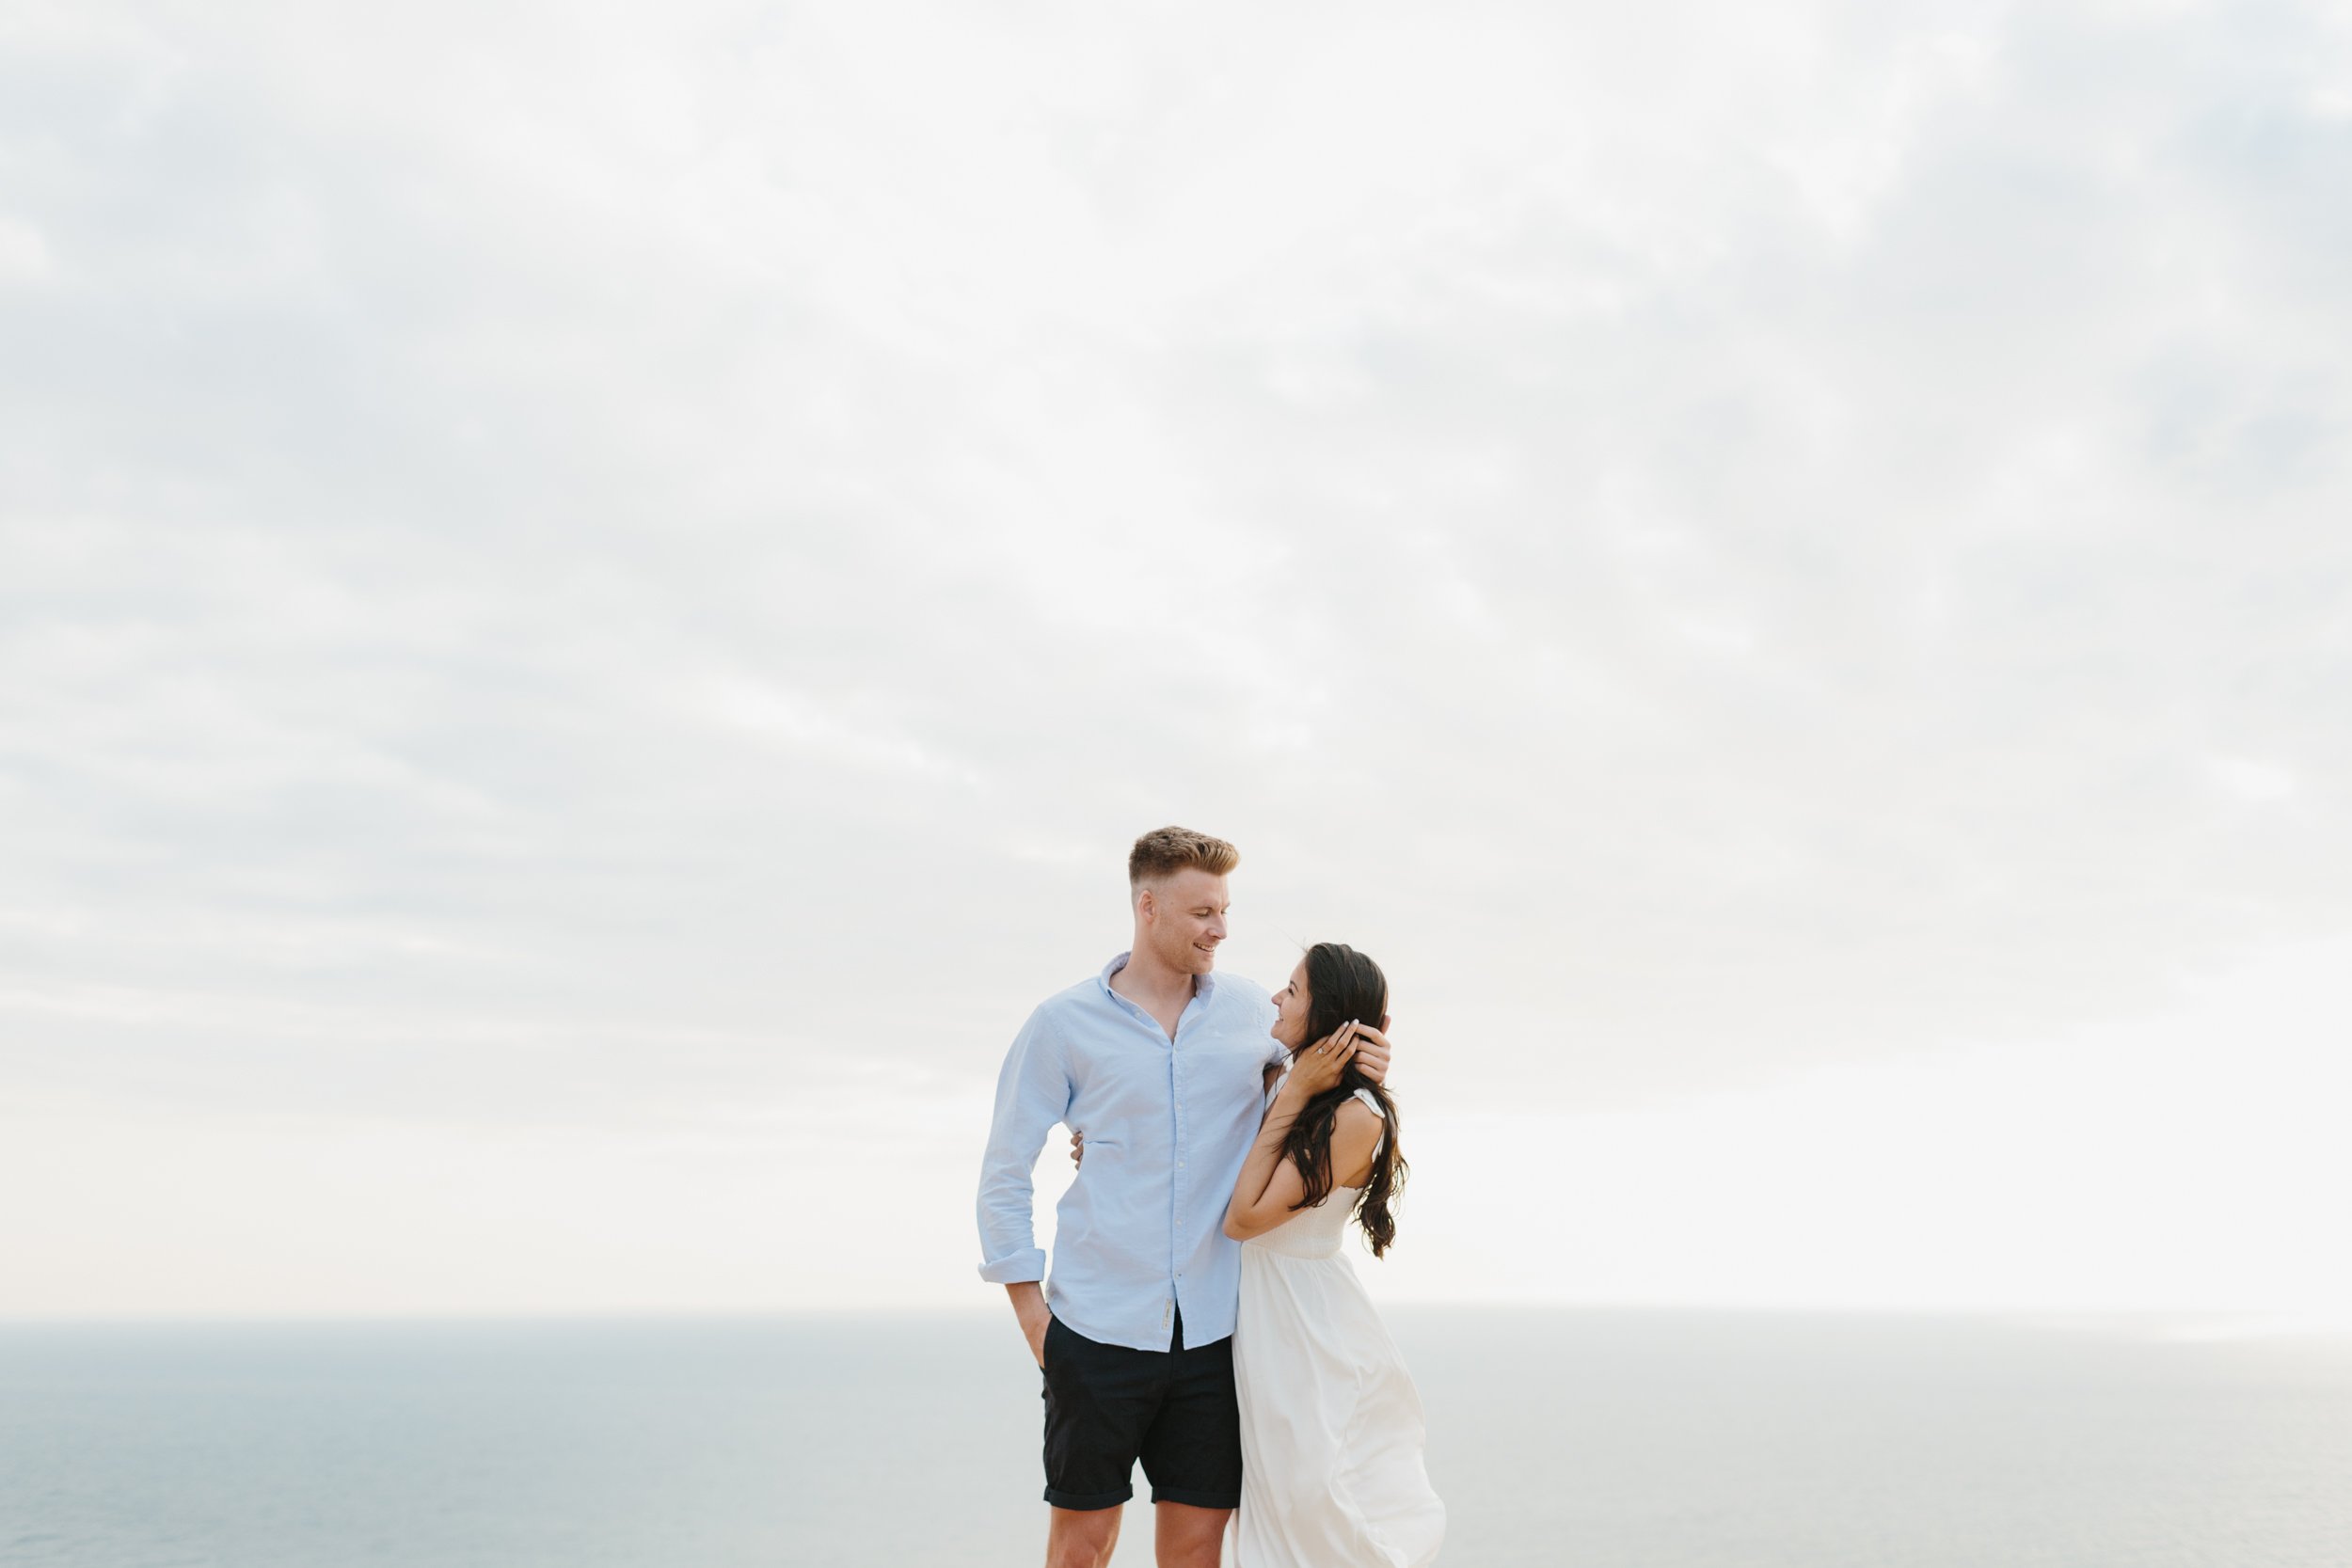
[1223,1023,1379,1241]
[1225,1097,1385,1240]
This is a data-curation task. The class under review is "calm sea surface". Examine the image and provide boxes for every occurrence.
[3,1308,2348,1567]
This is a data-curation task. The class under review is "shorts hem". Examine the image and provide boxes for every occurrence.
[1150,1485,1240,1511]
[1043,1484,1133,1512]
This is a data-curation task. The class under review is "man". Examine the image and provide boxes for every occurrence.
[976,827,1392,1568]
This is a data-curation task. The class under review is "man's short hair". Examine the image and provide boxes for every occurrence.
[1128,826,1240,887]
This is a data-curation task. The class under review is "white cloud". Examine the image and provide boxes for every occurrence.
[2,0,2347,1312]
[1368,935,2352,1314]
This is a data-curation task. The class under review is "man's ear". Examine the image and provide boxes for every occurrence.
[1135,884,1154,923]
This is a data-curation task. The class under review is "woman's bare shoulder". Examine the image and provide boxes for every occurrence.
[1330,1097,1383,1186]
[1332,1096,1384,1141]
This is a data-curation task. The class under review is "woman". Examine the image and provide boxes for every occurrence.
[1221,942,1445,1567]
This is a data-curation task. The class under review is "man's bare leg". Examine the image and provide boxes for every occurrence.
[1046,1504,1121,1568]
[1153,1501,1230,1568]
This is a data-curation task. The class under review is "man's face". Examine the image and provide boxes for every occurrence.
[1139,868,1230,975]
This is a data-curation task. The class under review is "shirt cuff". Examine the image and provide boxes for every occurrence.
[977,1248,1048,1285]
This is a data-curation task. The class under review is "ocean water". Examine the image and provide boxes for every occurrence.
[3,1308,2348,1567]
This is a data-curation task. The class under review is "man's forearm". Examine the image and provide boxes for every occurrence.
[1005,1279,1050,1367]
[975,1154,1050,1285]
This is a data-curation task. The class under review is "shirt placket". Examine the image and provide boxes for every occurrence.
[1110,985,1184,1345]
[1168,1000,1189,1343]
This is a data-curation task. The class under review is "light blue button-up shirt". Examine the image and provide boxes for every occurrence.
[977,953,1285,1352]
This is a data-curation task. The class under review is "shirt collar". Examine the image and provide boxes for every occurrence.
[1098,951,1217,1007]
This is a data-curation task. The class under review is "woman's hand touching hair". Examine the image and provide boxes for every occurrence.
[1284,1019,1364,1100]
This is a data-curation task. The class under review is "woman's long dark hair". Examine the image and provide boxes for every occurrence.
[1280,942,1409,1257]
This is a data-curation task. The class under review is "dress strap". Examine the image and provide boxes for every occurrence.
[1350,1086,1387,1160]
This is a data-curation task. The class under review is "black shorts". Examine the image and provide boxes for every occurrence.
[1040,1307,1243,1512]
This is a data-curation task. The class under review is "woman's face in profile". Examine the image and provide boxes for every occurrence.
[1270,958,1312,1050]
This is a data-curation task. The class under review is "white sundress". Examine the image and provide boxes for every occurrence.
[1230,1083,1445,1566]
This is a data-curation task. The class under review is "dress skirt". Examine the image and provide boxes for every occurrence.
[1230,1204,1445,1566]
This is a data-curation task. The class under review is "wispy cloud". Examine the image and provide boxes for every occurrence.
[2,0,2347,1310]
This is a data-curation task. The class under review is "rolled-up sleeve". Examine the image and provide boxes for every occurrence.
[976,1005,1069,1285]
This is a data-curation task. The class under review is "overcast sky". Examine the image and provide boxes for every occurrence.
[3,0,2348,1320]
